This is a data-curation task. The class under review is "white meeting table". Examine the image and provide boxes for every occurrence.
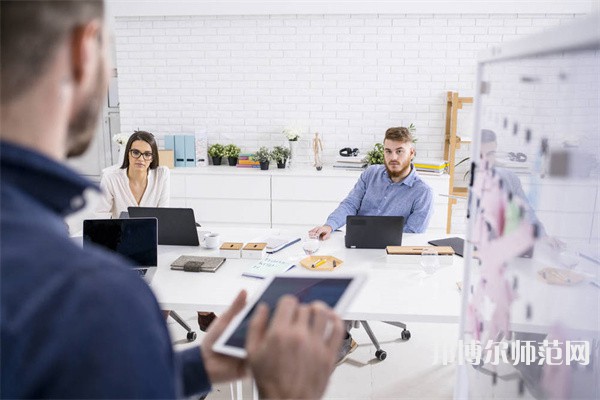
[151,226,464,325]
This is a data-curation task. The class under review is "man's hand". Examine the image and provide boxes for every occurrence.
[309,225,333,240]
[246,296,344,400]
[200,291,248,384]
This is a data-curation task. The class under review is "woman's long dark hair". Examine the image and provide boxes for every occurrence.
[120,131,160,170]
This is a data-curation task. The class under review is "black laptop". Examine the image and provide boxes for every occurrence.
[344,216,405,249]
[83,218,158,282]
[128,207,201,246]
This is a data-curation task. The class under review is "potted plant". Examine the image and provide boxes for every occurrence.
[272,145,291,169]
[208,144,225,166]
[251,146,272,170]
[223,144,241,166]
[366,143,384,165]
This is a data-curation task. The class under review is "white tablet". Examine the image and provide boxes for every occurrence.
[212,273,366,358]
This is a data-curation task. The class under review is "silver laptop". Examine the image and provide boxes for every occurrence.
[83,218,158,283]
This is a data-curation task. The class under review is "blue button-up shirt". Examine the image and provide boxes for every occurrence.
[325,164,433,233]
[0,141,210,398]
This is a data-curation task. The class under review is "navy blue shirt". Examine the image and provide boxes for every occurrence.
[325,164,434,233]
[0,141,211,398]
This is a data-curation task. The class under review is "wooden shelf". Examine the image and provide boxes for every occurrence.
[444,91,474,233]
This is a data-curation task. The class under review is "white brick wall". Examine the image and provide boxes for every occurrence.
[114,13,580,233]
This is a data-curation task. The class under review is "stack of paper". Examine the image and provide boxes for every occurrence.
[333,156,367,170]
[413,159,448,175]
[237,153,260,168]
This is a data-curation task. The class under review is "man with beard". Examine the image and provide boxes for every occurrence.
[310,126,434,240]
[0,1,344,398]
[309,127,433,365]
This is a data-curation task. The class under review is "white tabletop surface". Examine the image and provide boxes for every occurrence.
[150,226,464,324]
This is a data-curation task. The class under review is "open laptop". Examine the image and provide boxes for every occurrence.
[83,218,158,283]
[128,207,202,246]
[344,216,405,249]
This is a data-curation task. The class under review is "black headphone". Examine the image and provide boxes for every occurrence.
[339,147,360,157]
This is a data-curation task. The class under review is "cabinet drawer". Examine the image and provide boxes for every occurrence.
[185,175,270,200]
[272,176,357,201]
[187,199,270,225]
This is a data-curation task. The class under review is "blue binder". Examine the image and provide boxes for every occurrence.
[184,135,196,167]
[174,135,186,167]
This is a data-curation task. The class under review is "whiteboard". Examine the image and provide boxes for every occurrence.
[456,14,600,399]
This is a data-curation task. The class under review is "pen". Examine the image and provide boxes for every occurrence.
[311,258,324,268]
[314,259,326,268]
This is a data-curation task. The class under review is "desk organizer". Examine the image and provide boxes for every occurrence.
[242,242,267,259]
[299,255,343,271]
[385,246,455,265]
[219,242,243,258]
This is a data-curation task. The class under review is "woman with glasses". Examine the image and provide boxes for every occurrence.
[97,131,170,218]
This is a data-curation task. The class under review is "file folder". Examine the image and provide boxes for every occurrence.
[174,135,186,167]
[184,135,196,167]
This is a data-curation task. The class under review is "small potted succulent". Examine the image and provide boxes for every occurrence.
[251,146,273,170]
[223,144,241,166]
[272,145,291,169]
[208,144,225,166]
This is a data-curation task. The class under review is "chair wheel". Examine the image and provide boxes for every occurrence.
[375,350,387,361]
[187,331,197,341]
[401,329,411,340]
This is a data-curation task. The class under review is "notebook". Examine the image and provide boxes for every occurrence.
[83,218,158,283]
[242,258,295,279]
[344,216,404,249]
[428,237,465,257]
[170,255,226,273]
[128,207,205,246]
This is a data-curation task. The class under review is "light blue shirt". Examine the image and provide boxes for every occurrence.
[325,164,434,233]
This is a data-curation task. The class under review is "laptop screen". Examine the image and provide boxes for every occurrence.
[83,218,158,266]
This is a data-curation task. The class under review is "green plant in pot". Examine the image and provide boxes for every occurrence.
[251,146,272,170]
[272,145,291,169]
[208,143,225,166]
[223,144,241,166]
[366,143,384,165]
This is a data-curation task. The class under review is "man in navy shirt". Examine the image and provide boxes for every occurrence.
[0,1,344,398]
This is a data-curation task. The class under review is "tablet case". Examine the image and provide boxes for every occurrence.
[428,237,465,257]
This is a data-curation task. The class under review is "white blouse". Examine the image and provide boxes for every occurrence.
[97,166,170,219]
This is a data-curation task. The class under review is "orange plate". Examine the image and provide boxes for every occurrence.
[299,255,344,271]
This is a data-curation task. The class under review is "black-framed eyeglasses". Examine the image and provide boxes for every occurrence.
[129,149,153,160]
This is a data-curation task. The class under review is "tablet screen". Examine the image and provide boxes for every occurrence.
[220,276,359,353]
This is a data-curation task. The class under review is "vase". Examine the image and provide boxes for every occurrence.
[288,140,297,169]
[227,157,238,166]
[277,159,287,169]
[259,161,270,170]
[211,156,222,166]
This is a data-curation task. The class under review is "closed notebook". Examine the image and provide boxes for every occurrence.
[171,255,226,273]
[242,258,295,279]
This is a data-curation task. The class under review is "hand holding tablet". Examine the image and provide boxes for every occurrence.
[212,274,365,358]
[209,274,365,399]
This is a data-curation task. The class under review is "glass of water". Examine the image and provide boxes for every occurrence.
[420,247,440,275]
[302,235,320,256]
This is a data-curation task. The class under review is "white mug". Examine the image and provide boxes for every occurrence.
[202,232,220,249]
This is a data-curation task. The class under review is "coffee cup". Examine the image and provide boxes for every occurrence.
[201,232,220,249]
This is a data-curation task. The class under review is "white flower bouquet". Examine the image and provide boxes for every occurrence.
[112,133,130,146]
[282,125,302,141]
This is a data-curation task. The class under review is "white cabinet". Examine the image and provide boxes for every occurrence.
[170,167,449,232]
[170,168,271,227]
